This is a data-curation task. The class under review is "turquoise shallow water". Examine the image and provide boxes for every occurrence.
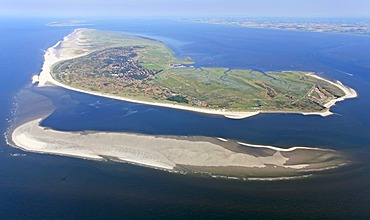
[1,17,370,219]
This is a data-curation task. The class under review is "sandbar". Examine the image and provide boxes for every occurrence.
[10,118,348,178]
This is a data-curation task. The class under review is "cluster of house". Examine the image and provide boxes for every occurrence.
[109,59,155,81]
[192,100,207,107]
[96,47,155,81]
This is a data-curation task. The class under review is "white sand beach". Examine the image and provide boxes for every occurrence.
[306,73,358,109]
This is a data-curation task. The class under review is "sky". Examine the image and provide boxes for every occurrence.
[1,0,370,18]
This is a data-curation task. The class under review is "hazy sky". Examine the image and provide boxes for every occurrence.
[1,0,370,18]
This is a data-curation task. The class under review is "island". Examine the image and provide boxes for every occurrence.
[47,20,92,27]
[10,28,356,180]
[34,28,356,119]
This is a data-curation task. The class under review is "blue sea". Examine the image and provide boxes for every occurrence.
[1,17,370,219]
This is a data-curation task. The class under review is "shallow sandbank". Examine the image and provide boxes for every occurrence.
[11,118,349,178]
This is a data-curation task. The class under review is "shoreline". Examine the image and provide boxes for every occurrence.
[182,19,370,37]
[33,29,358,119]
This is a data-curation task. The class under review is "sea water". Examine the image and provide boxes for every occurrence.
[1,17,370,219]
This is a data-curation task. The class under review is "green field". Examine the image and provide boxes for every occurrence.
[52,29,345,112]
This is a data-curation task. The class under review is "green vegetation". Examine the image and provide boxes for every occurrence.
[167,95,189,104]
[52,29,345,112]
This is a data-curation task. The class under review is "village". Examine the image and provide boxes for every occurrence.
[94,47,157,82]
